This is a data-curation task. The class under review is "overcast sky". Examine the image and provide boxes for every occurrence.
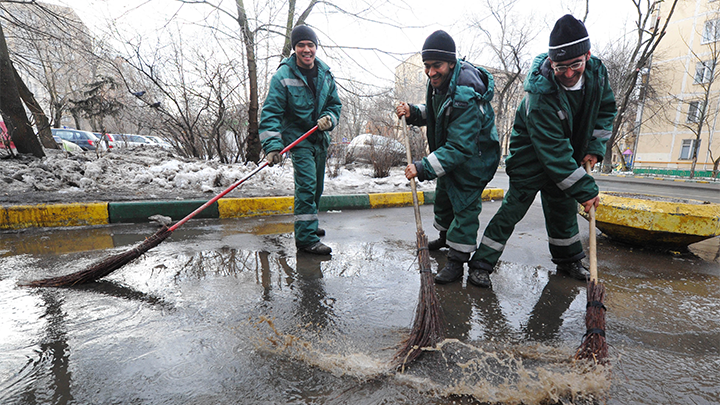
[53,0,638,88]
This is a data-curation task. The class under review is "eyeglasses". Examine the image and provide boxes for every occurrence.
[552,59,585,74]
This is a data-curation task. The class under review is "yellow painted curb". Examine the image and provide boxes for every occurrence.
[368,192,421,209]
[218,196,294,218]
[587,192,720,248]
[483,188,504,201]
[0,202,108,230]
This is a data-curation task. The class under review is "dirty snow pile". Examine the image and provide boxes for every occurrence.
[1,147,433,205]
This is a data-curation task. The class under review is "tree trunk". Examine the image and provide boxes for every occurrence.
[0,21,44,157]
[689,141,701,179]
[235,0,261,163]
[12,63,57,149]
[281,0,297,59]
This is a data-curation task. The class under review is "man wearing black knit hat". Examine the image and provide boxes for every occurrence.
[396,30,500,287]
[472,15,617,285]
[259,25,341,255]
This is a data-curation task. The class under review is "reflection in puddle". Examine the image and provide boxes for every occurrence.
[1,215,718,405]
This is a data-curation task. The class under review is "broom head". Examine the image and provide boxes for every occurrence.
[574,279,608,363]
[21,226,172,287]
[393,230,444,369]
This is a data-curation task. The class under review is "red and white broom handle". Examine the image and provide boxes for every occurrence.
[168,125,319,231]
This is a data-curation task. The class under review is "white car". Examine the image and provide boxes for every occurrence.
[144,135,173,149]
[345,134,405,165]
[113,134,152,148]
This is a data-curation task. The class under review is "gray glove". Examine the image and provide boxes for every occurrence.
[317,115,332,131]
[266,151,281,166]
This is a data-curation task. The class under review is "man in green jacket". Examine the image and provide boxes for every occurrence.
[471,15,617,286]
[396,30,500,287]
[260,25,342,255]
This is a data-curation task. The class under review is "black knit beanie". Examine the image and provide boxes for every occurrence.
[422,30,456,62]
[291,25,318,48]
[548,15,590,62]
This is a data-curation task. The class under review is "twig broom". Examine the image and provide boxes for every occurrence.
[574,161,609,363]
[22,126,319,288]
[393,116,444,369]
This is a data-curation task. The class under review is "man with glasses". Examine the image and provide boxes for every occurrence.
[467,15,616,288]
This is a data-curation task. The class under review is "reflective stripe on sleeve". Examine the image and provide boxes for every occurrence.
[418,104,427,120]
[556,167,587,191]
[260,131,281,142]
[593,129,612,140]
[426,153,445,177]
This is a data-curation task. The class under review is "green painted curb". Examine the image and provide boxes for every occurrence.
[1,189,502,230]
[108,200,219,223]
[319,194,371,211]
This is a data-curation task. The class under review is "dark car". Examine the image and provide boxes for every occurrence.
[51,128,104,151]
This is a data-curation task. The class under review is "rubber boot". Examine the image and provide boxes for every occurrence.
[428,231,448,251]
[300,241,332,255]
[434,248,469,284]
[556,260,589,280]
[467,261,493,288]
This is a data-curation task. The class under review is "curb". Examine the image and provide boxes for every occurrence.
[596,172,719,184]
[0,188,505,230]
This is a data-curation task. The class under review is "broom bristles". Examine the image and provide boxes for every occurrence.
[21,226,172,287]
[574,279,608,363]
[393,231,444,369]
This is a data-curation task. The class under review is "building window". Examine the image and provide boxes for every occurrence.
[679,139,700,159]
[687,101,703,122]
[702,19,720,43]
[694,61,714,83]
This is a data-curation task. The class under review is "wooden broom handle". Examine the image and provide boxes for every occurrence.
[584,161,598,282]
[401,116,423,232]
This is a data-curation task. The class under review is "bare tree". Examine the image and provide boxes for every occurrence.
[596,35,666,171]
[0,19,43,157]
[600,0,679,172]
[468,0,538,158]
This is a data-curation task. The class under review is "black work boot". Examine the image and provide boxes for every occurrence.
[434,248,470,284]
[428,231,448,251]
[556,260,590,281]
[467,261,493,288]
[434,260,464,284]
[300,242,332,255]
[315,228,326,237]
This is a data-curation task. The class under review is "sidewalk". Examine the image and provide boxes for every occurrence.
[0,188,505,230]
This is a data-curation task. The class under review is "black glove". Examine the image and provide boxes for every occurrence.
[266,151,281,166]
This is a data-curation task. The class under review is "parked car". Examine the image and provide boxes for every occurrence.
[51,128,105,151]
[345,134,405,165]
[94,132,116,150]
[113,134,152,148]
[53,135,83,152]
[144,135,173,149]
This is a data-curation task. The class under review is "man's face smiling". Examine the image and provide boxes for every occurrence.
[551,52,589,88]
[424,60,455,89]
[295,40,316,69]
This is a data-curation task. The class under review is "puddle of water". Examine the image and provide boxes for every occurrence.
[0,213,718,404]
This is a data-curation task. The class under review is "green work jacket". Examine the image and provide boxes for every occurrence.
[406,60,500,211]
[505,53,616,203]
[259,54,342,152]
